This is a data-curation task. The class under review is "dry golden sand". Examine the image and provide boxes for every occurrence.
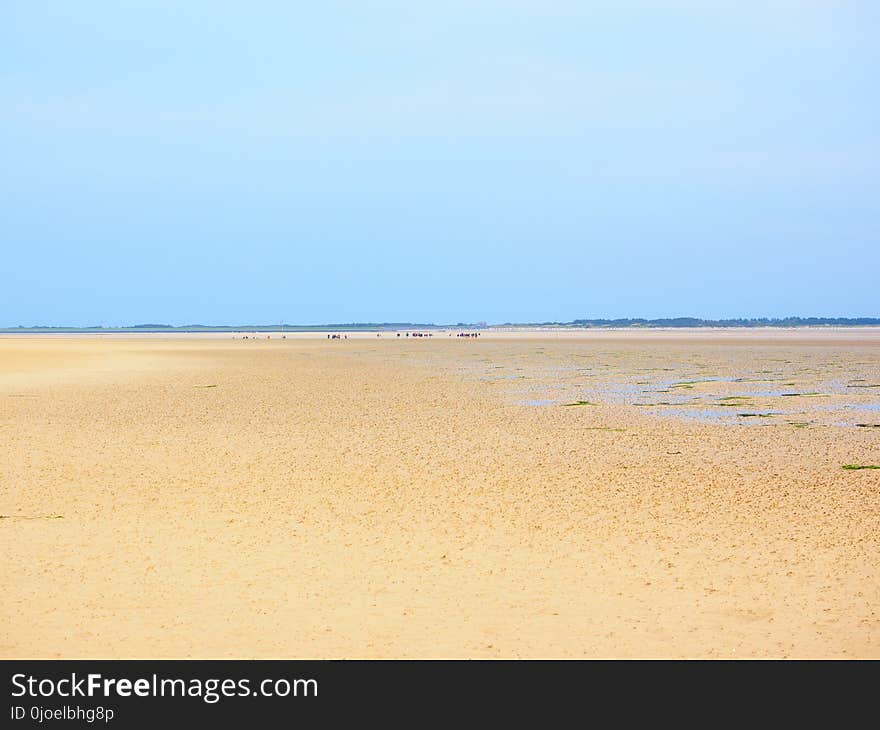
[1,331,878,658]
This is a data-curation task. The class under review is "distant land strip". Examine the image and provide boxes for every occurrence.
[2,317,880,333]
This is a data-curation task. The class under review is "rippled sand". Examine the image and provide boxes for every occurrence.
[1,331,878,657]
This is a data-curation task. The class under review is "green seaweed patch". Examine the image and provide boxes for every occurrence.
[842,464,880,470]
[563,400,596,407]
[788,421,812,428]
[738,413,775,418]
[195,384,218,388]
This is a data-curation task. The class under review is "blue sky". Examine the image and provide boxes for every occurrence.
[2,1,878,325]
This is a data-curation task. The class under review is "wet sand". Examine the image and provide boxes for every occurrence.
[1,331,878,657]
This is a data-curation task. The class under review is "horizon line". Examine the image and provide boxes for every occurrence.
[3,316,880,332]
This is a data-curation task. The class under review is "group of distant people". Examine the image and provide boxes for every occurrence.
[235,330,483,340]
[330,331,481,339]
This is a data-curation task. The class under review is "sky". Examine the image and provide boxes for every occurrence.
[2,1,878,326]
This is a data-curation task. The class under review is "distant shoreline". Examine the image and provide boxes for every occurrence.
[3,317,880,333]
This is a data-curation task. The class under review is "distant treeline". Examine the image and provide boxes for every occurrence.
[564,317,880,328]
[2,317,879,332]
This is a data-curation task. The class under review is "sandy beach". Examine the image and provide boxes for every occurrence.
[1,330,878,658]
